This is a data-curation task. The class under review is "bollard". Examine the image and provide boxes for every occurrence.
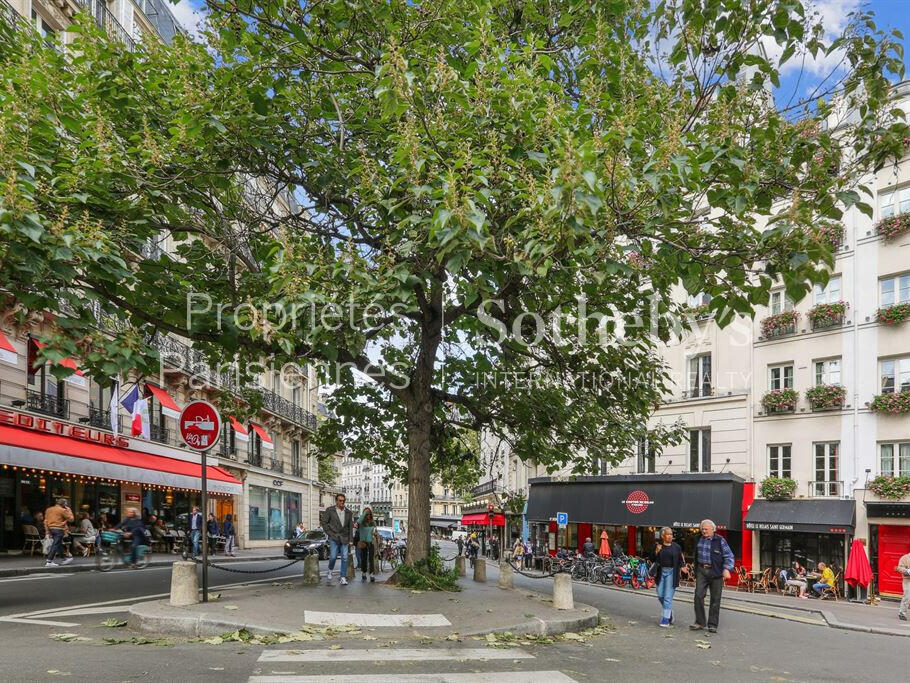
[302,554,320,586]
[346,548,355,580]
[473,557,486,582]
[553,572,574,610]
[498,558,514,589]
[455,555,466,577]
[169,561,199,606]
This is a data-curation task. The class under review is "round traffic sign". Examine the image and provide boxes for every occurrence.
[178,400,222,451]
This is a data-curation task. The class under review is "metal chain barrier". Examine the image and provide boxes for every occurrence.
[507,558,561,579]
[187,555,303,574]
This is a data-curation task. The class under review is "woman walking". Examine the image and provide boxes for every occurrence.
[651,527,684,628]
[223,514,236,557]
[357,507,379,582]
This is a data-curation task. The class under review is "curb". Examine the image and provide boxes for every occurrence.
[821,609,910,638]
[0,554,288,578]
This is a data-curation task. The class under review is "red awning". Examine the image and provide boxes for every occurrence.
[461,513,506,526]
[145,383,181,416]
[228,415,249,437]
[0,422,242,495]
[251,422,273,444]
[0,330,16,364]
[32,339,83,376]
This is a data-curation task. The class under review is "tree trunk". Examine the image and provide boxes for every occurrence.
[405,399,433,564]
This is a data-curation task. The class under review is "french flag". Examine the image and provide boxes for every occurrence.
[120,385,150,440]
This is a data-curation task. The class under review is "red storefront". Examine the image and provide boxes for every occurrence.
[526,473,751,570]
[866,500,910,597]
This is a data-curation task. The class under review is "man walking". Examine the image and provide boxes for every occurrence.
[43,498,74,567]
[186,506,202,558]
[456,536,464,556]
[320,493,353,586]
[896,551,910,621]
[690,519,734,634]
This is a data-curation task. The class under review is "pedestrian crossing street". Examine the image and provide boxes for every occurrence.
[247,645,577,682]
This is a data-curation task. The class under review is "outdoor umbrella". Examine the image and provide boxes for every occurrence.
[845,539,873,587]
[599,530,611,557]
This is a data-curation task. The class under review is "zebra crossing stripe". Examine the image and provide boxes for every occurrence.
[304,610,451,627]
[258,647,535,662]
[249,672,577,683]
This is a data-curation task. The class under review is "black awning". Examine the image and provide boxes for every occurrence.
[526,474,744,530]
[745,499,855,534]
[865,502,910,519]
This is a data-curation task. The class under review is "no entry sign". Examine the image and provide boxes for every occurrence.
[179,400,222,451]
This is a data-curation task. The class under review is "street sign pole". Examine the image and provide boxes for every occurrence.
[201,445,208,603]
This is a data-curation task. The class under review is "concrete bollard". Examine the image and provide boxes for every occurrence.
[473,557,486,582]
[498,558,514,589]
[346,549,355,580]
[302,554,320,586]
[169,561,199,606]
[455,555,466,577]
[553,572,574,610]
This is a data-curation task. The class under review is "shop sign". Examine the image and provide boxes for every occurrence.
[622,490,654,514]
[124,493,141,503]
[0,408,129,447]
[744,522,794,531]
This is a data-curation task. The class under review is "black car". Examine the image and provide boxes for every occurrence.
[284,530,329,560]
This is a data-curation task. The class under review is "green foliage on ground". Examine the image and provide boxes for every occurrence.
[394,546,461,592]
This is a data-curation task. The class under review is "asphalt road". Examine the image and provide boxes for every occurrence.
[0,543,903,683]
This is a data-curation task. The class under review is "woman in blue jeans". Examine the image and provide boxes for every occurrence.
[651,527,684,628]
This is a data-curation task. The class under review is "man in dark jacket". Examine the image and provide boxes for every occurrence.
[320,493,354,585]
[456,536,464,556]
[690,519,734,634]
[118,508,147,569]
[186,506,203,558]
[583,537,595,557]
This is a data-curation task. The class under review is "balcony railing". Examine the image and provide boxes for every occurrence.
[26,390,69,420]
[218,442,239,461]
[291,465,304,478]
[246,452,263,468]
[148,423,169,445]
[683,385,713,399]
[82,0,136,51]
[87,405,111,429]
[269,458,284,473]
[809,480,843,497]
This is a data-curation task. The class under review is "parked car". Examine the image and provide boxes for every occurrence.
[284,530,329,560]
[376,527,396,544]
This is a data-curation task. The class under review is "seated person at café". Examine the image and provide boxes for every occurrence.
[811,562,836,597]
[786,561,809,598]
[71,513,98,557]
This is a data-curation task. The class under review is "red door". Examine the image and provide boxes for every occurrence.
[877,525,910,595]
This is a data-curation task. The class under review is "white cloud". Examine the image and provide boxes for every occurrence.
[169,0,208,41]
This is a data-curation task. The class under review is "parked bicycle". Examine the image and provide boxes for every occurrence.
[96,530,150,571]
[378,541,399,572]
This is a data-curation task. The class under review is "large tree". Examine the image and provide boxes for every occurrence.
[0,0,904,562]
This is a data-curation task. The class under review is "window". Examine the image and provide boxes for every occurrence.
[689,429,711,472]
[879,187,910,219]
[770,291,793,315]
[442,504,448,515]
[813,442,839,496]
[687,292,711,307]
[687,354,712,397]
[879,443,910,478]
[636,437,656,474]
[880,274,910,308]
[814,359,841,386]
[880,356,910,394]
[813,276,842,304]
[769,364,794,390]
[292,386,301,406]
[31,9,57,49]
[291,440,301,474]
[768,445,791,479]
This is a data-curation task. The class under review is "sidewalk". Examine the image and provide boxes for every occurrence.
[0,547,287,577]
[128,570,600,639]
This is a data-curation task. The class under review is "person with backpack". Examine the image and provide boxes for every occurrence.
[223,514,237,557]
[357,507,379,582]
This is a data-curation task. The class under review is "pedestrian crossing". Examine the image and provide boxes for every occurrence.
[248,645,577,682]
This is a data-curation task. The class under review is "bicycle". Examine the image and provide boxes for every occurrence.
[96,530,150,572]
[378,542,399,572]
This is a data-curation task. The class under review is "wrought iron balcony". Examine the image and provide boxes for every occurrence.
[809,480,843,497]
[258,386,318,432]
[148,423,169,445]
[81,0,136,51]
[683,385,713,399]
[88,405,112,430]
[246,452,263,468]
[26,390,69,420]
[291,465,304,478]
[269,458,284,473]
[218,442,239,461]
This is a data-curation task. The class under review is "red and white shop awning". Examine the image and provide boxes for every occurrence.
[0,420,242,495]
[0,330,17,365]
[145,383,181,419]
[228,415,250,441]
[31,339,85,384]
[250,423,274,450]
[461,512,506,526]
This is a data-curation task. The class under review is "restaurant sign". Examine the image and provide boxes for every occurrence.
[744,522,794,531]
[0,408,130,448]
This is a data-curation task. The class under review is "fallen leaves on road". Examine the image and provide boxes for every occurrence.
[49,633,80,642]
[46,670,71,676]
[694,639,711,649]
[101,618,127,628]
[102,636,171,646]
[445,633,461,642]
[362,635,377,641]
[224,605,240,611]
[329,644,342,650]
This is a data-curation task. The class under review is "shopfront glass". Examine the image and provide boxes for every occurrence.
[759,531,845,573]
[250,485,300,540]
[249,485,268,540]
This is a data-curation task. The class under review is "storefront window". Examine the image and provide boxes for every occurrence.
[759,531,845,573]
[268,489,285,539]
[249,485,268,540]
[285,492,300,534]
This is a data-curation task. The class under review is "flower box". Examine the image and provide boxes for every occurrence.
[870,391,910,415]
[868,475,910,501]
[760,477,797,501]
[807,301,847,330]
[876,302,910,326]
[876,214,910,241]
[812,222,845,250]
[686,303,712,321]
[762,388,798,414]
[806,384,846,411]
[761,310,799,338]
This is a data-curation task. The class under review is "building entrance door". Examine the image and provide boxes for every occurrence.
[877,525,910,595]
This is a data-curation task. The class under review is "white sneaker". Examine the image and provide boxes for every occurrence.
[45,561,59,567]
[61,557,73,565]
[340,577,348,586]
